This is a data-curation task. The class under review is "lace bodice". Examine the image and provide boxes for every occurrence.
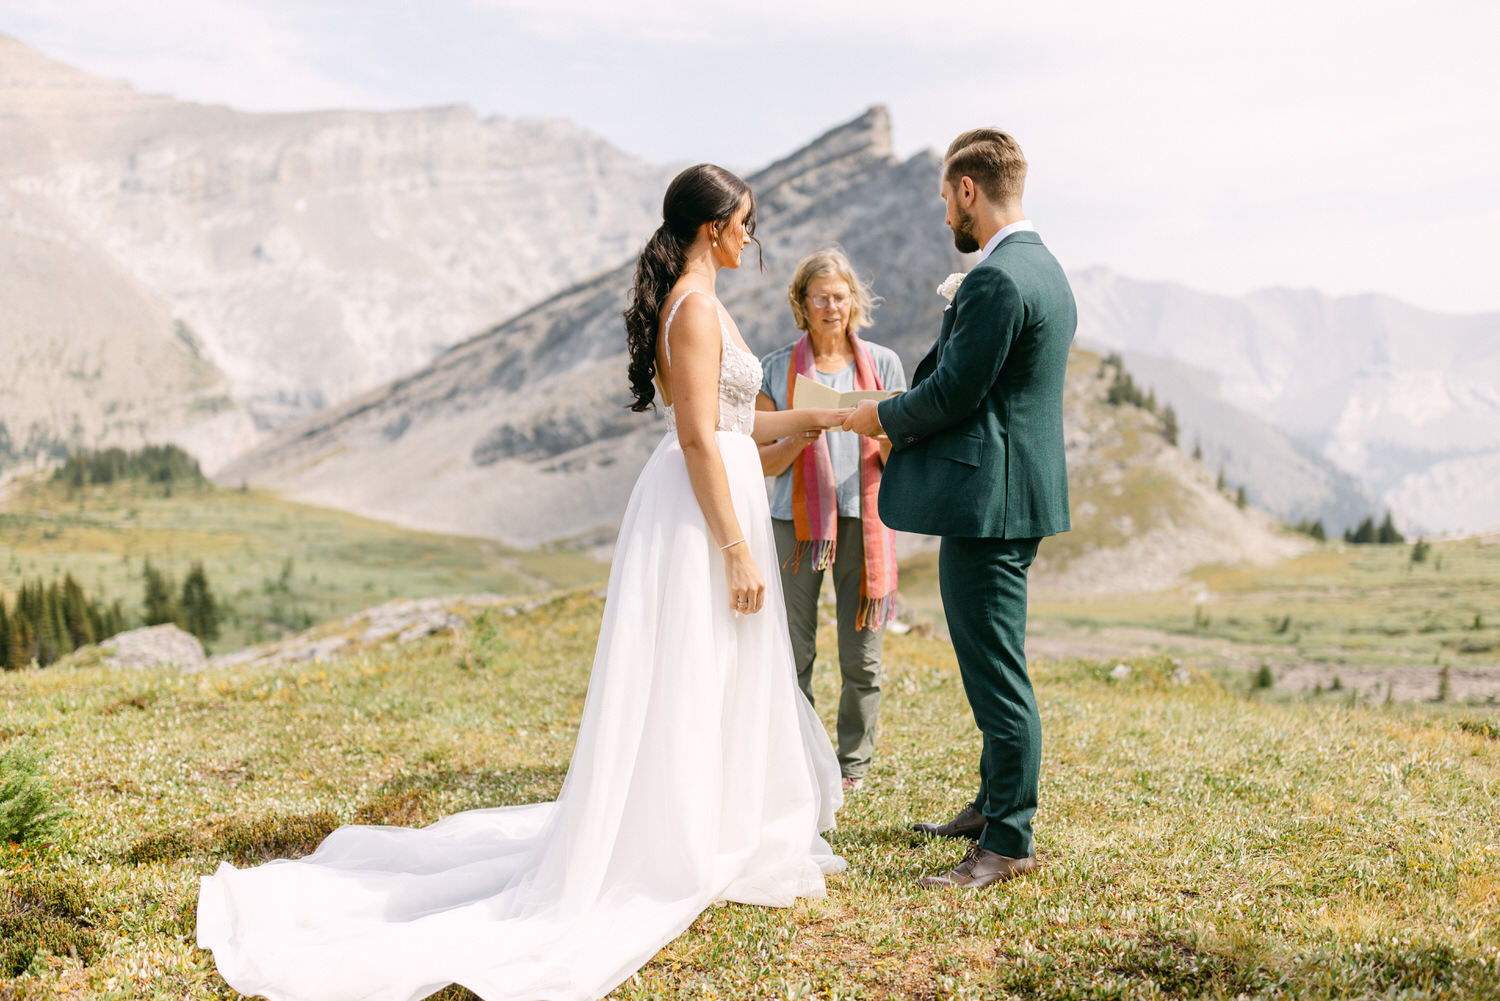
[662,291,761,437]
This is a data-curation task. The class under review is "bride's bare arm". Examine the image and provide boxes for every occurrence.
[667,295,766,614]
[751,404,852,445]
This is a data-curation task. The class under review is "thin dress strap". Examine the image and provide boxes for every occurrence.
[661,289,724,362]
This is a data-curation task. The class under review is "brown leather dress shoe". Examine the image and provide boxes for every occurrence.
[918,844,1038,889]
[911,804,985,840]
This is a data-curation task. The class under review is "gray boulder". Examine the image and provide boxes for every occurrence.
[99,624,207,672]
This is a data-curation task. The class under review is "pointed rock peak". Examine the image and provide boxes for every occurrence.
[0,33,119,88]
[749,105,896,194]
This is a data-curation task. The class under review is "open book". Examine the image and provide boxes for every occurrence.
[791,373,897,410]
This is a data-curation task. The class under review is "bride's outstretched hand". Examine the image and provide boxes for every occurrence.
[809,407,854,429]
[723,542,765,614]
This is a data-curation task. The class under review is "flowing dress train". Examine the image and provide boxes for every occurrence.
[197,291,845,1001]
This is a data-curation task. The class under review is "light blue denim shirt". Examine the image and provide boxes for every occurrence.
[759,340,907,521]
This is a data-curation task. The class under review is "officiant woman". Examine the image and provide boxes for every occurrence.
[756,248,908,793]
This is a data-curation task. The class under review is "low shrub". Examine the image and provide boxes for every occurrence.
[0,869,98,977]
[124,827,201,864]
[208,810,339,864]
[0,744,69,844]
[1458,719,1499,740]
[353,789,433,828]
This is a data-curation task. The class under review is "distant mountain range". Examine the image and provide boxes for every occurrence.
[5,34,1496,539]
[0,32,669,466]
[1071,270,1500,535]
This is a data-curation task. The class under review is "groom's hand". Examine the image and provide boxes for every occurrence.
[843,400,885,437]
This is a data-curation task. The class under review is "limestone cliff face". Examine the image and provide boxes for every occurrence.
[219,107,972,544]
[0,33,670,468]
[221,103,1352,556]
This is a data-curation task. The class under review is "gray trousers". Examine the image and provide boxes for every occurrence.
[772,517,883,779]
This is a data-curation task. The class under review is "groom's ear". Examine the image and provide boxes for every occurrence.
[954,174,978,207]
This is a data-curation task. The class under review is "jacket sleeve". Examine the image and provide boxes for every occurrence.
[877,267,1021,449]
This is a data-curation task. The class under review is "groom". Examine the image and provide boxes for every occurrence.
[843,128,1075,889]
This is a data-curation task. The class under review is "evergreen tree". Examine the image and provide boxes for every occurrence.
[1216,466,1226,491]
[1345,517,1377,544]
[0,600,9,671]
[1161,405,1179,447]
[60,575,95,649]
[1377,512,1405,544]
[180,562,220,643]
[1235,485,1247,510]
[143,562,179,626]
[38,583,72,665]
[1192,438,1202,461]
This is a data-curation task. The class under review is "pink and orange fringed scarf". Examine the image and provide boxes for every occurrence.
[785,333,898,630]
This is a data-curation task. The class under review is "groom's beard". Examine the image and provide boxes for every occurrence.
[951,207,981,254]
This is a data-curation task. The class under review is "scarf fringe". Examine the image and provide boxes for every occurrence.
[783,539,837,574]
[855,593,896,632]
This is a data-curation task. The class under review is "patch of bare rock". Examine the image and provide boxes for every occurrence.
[100,624,207,672]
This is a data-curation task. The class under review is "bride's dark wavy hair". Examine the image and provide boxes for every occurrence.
[623,164,758,412]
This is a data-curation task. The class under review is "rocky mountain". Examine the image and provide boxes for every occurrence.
[1071,268,1500,535]
[0,33,671,469]
[1111,350,1375,532]
[221,106,1303,593]
[220,107,966,546]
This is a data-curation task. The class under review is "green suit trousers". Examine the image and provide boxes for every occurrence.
[939,535,1042,859]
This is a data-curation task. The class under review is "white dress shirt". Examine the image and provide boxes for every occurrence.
[976,219,1036,263]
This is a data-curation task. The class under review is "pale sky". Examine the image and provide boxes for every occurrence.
[4,0,1498,313]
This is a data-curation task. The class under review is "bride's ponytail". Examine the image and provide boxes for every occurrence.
[623,164,757,412]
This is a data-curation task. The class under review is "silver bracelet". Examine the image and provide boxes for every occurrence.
[719,537,746,551]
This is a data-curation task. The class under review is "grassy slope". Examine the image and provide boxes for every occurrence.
[1032,539,1500,674]
[2,592,1496,999]
[0,477,606,652]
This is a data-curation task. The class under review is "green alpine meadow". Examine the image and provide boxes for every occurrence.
[2,587,1496,999]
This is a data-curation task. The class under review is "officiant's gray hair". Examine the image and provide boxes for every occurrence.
[945,128,1027,205]
[787,247,879,335]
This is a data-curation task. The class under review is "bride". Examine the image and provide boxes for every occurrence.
[196,164,854,1001]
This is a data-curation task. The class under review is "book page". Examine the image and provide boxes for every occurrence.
[791,374,843,410]
[791,374,897,409]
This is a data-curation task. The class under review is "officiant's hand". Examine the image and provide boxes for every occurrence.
[843,400,885,437]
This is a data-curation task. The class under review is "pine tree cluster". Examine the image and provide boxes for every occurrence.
[142,561,220,645]
[1292,520,1328,541]
[53,444,202,489]
[0,576,125,670]
[1101,353,1158,413]
[1343,512,1404,545]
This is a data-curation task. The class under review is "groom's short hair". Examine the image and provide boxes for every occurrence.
[944,129,1027,204]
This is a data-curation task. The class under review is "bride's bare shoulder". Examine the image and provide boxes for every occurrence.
[661,291,720,353]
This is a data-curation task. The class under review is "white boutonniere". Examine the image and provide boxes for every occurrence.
[936,272,966,303]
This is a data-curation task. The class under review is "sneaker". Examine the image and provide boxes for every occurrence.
[841,776,864,793]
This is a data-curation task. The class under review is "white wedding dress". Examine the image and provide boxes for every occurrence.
[197,290,846,1001]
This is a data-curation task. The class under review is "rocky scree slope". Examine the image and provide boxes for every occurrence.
[223,106,1306,593]
[0,33,671,468]
[221,107,972,545]
[1072,267,1500,536]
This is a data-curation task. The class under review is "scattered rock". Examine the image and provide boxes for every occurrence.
[1109,663,1133,681]
[206,593,515,672]
[1172,664,1192,686]
[100,624,207,672]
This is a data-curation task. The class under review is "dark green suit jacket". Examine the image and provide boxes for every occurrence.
[877,231,1075,539]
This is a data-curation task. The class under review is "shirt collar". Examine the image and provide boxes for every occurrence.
[976,219,1036,263]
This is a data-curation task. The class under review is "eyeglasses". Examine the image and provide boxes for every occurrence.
[806,294,851,310]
